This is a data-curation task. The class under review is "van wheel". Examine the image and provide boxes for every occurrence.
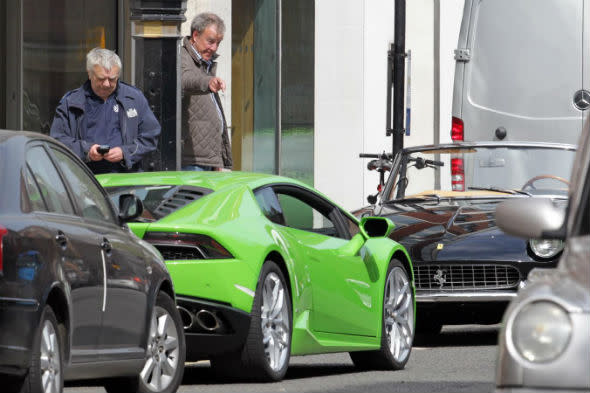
[211,261,292,381]
[20,305,64,393]
[350,259,414,370]
[105,292,185,393]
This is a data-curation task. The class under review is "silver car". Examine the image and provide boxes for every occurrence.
[494,120,590,392]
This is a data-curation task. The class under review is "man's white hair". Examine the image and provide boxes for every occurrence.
[86,47,122,73]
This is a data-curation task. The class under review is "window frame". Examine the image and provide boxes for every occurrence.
[44,141,119,226]
[254,183,355,240]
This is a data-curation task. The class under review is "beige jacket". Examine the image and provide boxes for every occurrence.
[181,36,232,168]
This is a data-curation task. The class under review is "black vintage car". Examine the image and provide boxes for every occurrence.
[355,142,576,334]
[0,131,185,393]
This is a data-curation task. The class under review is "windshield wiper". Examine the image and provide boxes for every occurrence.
[468,186,531,196]
[385,194,442,204]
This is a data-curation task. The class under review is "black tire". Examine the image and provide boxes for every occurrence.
[19,305,64,393]
[105,291,185,393]
[350,259,415,370]
[211,261,292,382]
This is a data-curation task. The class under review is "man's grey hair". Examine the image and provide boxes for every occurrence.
[86,47,122,73]
[190,12,226,35]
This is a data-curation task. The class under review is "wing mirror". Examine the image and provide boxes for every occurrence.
[341,216,395,256]
[118,194,144,222]
[359,216,395,238]
[496,199,566,240]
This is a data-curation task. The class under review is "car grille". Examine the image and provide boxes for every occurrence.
[415,264,521,291]
[154,245,206,260]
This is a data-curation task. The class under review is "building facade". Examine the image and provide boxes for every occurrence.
[1,0,464,210]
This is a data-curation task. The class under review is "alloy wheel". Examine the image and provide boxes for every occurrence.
[39,320,61,393]
[261,272,290,371]
[141,306,181,392]
[384,266,414,363]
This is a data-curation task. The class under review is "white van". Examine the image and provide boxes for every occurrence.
[451,0,590,143]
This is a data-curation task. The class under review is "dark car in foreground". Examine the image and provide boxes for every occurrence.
[355,142,576,334]
[0,131,185,393]
[494,123,589,392]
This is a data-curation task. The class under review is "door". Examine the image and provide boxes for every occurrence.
[48,145,149,359]
[460,0,584,143]
[268,185,377,336]
[25,144,103,362]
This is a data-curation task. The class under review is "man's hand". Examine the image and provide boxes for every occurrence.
[103,147,124,163]
[88,144,103,161]
[88,144,123,163]
[208,77,226,93]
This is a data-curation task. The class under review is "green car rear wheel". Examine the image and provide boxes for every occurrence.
[211,261,292,381]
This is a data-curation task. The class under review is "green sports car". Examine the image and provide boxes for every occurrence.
[98,171,415,381]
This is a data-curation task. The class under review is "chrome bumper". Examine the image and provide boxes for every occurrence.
[417,291,518,302]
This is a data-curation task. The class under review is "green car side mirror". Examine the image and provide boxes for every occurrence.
[359,216,395,239]
[341,217,395,256]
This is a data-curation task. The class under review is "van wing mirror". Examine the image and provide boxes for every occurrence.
[496,199,566,240]
[359,216,395,238]
[118,194,143,222]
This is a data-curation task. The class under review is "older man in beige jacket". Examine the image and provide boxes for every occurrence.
[181,12,232,171]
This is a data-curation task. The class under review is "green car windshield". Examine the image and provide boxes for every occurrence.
[105,185,212,222]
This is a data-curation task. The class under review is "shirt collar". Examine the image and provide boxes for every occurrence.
[84,79,119,101]
[190,43,212,67]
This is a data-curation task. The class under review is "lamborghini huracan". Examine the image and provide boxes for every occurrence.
[98,171,415,382]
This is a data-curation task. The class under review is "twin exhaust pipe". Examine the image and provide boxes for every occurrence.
[177,306,222,331]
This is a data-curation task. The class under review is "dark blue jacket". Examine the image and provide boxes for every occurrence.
[50,81,160,170]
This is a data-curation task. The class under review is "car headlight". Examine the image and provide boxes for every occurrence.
[529,239,564,259]
[511,301,572,363]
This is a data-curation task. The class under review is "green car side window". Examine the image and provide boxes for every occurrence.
[254,187,286,225]
[276,193,339,238]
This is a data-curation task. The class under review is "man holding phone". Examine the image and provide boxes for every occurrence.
[50,47,160,174]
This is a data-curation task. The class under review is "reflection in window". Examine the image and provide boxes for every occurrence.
[23,0,117,134]
[281,0,314,185]
[51,148,114,222]
[26,146,74,214]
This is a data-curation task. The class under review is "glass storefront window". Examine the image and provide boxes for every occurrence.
[281,0,314,185]
[22,0,117,134]
[231,0,314,184]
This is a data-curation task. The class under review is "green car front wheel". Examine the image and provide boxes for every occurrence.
[350,258,414,369]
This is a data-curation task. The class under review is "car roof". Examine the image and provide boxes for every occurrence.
[0,129,56,144]
[97,171,310,193]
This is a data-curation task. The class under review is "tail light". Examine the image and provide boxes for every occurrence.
[0,225,7,274]
[143,232,233,260]
[451,117,464,141]
[451,157,465,191]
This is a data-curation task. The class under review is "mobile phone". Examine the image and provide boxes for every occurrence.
[97,145,110,155]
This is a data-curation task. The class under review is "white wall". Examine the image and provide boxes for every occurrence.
[182,0,232,128]
[315,0,463,210]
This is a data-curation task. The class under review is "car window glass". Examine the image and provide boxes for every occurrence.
[341,211,360,237]
[22,166,47,212]
[276,192,340,238]
[25,146,75,215]
[254,187,285,225]
[50,148,115,223]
